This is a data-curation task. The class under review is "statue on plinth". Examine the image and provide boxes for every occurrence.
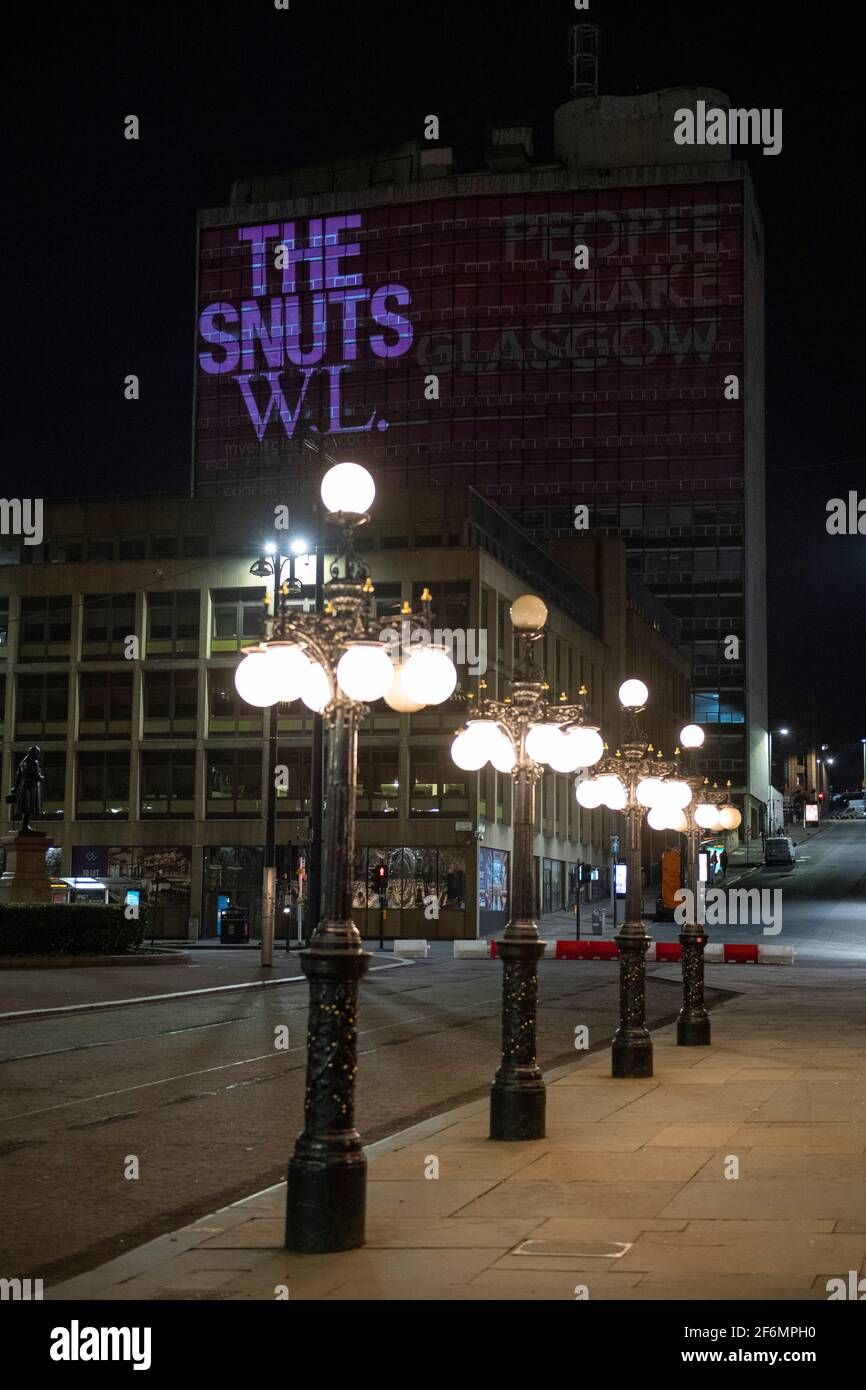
[6,746,44,833]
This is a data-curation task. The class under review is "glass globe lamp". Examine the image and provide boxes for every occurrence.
[262,643,310,703]
[510,594,548,631]
[618,678,649,710]
[575,778,603,809]
[320,462,375,516]
[383,662,425,713]
[680,724,705,749]
[300,660,331,713]
[336,643,394,701]
[400,645,457,706]
[235,649,278,708]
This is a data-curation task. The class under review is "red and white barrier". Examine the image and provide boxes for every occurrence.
[454,939,794,964]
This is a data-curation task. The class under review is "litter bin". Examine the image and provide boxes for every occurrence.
[590,908,606,936]
[220,907,249,945]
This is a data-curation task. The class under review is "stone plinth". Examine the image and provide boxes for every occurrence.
[0,831,54,904]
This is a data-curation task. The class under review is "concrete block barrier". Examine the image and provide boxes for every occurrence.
[757,944,795,964]
[453,939,492,958]
[393,939,429,959]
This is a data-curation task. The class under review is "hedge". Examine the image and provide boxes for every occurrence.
[0,903,147,956]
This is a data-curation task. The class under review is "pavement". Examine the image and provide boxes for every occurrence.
[48,960,866,1302]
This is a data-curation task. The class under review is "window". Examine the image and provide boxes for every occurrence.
[206,749,262,816]
[146,591,200,657]
[0,674,5,731]
[76,752,130,819]
[215,538,249,559]
[140,750,196,817]
[152,537,178,559]
[368,582,402,623]
[276,745,312,816]
[412,580,470,632]
[357,745,400,817]
[82,593,135,659]
[211,588,266,653]
[182,535,209,558]
[16,674,68,738]
[119,538,147,561]
[19,597,71,660]
[143,669,198,736]
[41,750,65,818]
[0,599,7,651]
[207,667,261,734]
[693,690,745,724]
[51,539,83,562]
[78,672,133,738]
[86,539,115,562]
[410,748,469,817]
[719,548,743,572]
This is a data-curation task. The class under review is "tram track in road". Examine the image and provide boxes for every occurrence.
[0,971,608,1126]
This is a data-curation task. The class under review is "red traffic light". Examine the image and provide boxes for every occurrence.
[818,792,825,801]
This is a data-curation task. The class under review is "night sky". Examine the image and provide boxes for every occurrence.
[7,1,865,774]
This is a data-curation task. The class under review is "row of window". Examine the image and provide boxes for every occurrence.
[0,581,476,662]
[4,668,263,739]
[518,501,743,532]
[1,534,233,566]
[0,590,263,660]
[7,747,471,821]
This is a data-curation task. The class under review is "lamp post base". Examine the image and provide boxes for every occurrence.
[285,939,370,1253]
[490,1076,546,1141]
[285,1145,367,1253]
[490,936,547,1141]
[611,929,653,1078]
[677,930,711,1047]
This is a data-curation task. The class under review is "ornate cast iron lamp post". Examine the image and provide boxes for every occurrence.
[674,726,741,1046]
[451,595,604,1140]
[235,462,456,1253]
[577,680,689,1079]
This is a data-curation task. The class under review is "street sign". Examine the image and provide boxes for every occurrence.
[610,835,620,856]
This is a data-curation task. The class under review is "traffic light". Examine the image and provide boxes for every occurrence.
[818,792,825,802]
[372,863,388,894]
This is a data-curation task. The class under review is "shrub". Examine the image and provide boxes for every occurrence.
[0,903,147,956]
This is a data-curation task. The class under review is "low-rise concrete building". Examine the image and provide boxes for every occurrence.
[0,485,689,937]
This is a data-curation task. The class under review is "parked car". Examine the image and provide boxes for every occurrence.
[765,836,796,866]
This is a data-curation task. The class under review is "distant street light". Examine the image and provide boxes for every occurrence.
[578,680,680,1078]
[768,727,791,835]
[674,725,738,1046]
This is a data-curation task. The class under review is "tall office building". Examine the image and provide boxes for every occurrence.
[194,72,768,830]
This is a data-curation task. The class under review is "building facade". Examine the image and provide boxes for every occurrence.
[0,490,689,938]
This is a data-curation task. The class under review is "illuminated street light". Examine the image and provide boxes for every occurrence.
[236,463,455,1254]
[450,594,602,1140]
[587,681,678,1078]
